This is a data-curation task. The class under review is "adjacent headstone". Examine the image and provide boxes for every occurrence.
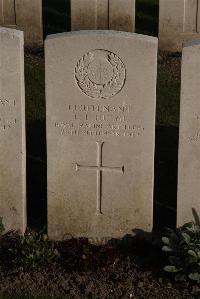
[0,0,43,47]
[71,0,135,32]
[0,0,15,25]
[177,41,200,226]
[159,0,200,52]
[109,0,135,32]
[46,31,157,242]
[198,2,200,33]
[0,27,26,233]
[15,0,43,47]
[71,0,108,31]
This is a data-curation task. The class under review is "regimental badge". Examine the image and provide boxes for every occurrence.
[75,49,126,99]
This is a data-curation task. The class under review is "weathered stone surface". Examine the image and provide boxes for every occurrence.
[0,27,26,233]
[46,31,157,241]
[109,0,135,32]
[177,41,200,226]
[159,0,200,52]
[15,0,43,47]
[71,0,108,31]
[198,2,200,33]
[0,0,43,47]
[0,0,15,25]
[71,0,135,32]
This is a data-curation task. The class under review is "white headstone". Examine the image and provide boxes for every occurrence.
[0,27,26,233]
[109,0,135,32]
[71,0,108,31]
[0,0,43,47]
[46,31,157,242]
[177,40,200,226]
[0,0,15,25]
[159,0,200,52]
[71,0,135,32]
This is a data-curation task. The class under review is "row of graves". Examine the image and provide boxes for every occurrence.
[0,0,200,243]
[2,0,200,51]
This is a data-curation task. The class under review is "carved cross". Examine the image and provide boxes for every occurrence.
[75,142,124,214]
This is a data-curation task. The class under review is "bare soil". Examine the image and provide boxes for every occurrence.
[0,235,199,299]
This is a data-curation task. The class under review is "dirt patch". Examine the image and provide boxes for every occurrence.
[0,234,199,298]
[158,51,182,82]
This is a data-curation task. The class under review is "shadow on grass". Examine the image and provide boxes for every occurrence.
[26,121,47,231]
[135,0,159,36]
[154,126,179,231]
[42,0,158,38]
[43,0,70,37]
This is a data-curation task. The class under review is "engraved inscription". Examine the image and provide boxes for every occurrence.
[68,104,131,113]
[55,103,145,139]
[0,98,15,107]
[75,142,124,214]
[0,97,17,132]
[0,118,17,131]
[75,50,126,99]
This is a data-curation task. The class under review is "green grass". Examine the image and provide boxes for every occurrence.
[157,59,181,127]
[25,56,45,121]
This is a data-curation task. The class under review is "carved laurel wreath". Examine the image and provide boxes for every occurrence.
[75,50,126,99]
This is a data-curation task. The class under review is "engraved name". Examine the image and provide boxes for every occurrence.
[68,104,131,113]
